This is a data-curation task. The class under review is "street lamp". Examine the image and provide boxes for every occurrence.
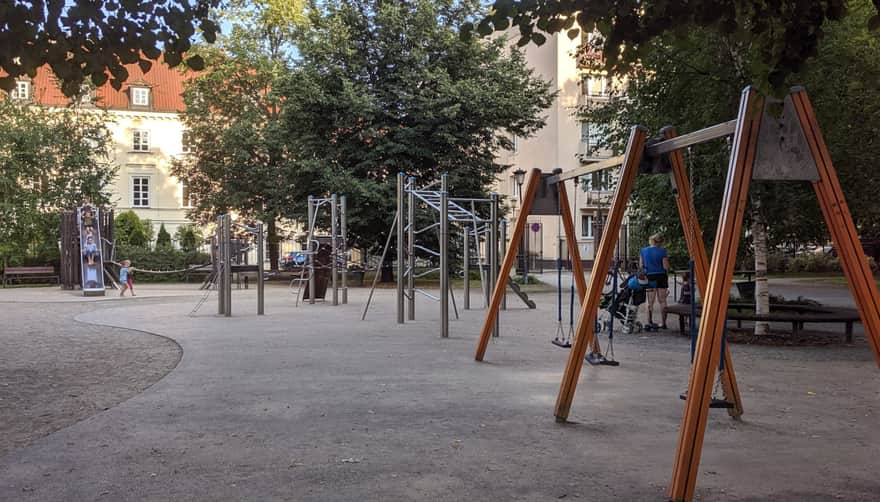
[512,168,528,281]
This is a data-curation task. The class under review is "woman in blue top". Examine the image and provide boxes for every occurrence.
[639,233,670,329]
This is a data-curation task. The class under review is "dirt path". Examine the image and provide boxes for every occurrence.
[0,300,181,455]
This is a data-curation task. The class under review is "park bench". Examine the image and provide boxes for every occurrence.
[2,266,59,287]
[664,303,861,342]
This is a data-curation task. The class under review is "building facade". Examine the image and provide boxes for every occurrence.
[7,61,194,242]
[494,32,626,271]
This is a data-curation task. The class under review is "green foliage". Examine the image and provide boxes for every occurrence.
[785,253,841,273]
[0,1,221,95]
[114,211,153,248]
[116,244,210,282]
[464,0,880,95]
[174,224,203,253]
[0,101,116,266]
[280,0,554,253]
[580,4,880,260]
[156,223,172,249]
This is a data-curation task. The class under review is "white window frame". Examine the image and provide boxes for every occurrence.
[181,182,193,208]
[132,129,150,152]
[580,122,603,150]
[132,176,151,207]
[131,87,150,107]
[583,75,608,97]
[510,134,519,155]
[181,131,193,154]
[581,214,594,238]
[11,80,29,100]
[79,83,93,105]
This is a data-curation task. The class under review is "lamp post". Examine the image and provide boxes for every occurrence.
[512,168,527,281]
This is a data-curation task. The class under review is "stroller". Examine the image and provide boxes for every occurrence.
[597,272,652,334]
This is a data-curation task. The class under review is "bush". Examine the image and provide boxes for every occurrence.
[766,252,787,274]
[115,210,153,247]
[156,223,172,248]
[115,244,210,282]
[175,224,202,253]
[785,252,840,273]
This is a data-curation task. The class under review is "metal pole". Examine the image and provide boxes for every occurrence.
[224,215,232,317]
[500,218,507,310]
[396,173,405,324]
[257,222,264,315]
[217,217,224,315]
[440,174,449,338]
[407,176,416,320]
[490,192,499,337]
[331,193,339,306]
[463,228,470,310]
[307,196,316,305]
[340,195,348,304]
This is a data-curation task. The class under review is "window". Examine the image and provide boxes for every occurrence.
[132,129,150,152]
[11,80,29,100]
[181,131,193,154]
[582,170,612,191]
[583,75,608,97]
[580,122,603,149]
[509,134,519,155]
[79,83,93,105]
[181,182,192,208]
[132,177,150,207]
[131,87,150,107]
[582,215,594,238]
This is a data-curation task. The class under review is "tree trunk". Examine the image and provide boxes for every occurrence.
[267,218,280,271]
[752,205,770,335]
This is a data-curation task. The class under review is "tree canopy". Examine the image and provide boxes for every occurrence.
[464,0,880,93]
[0,0,221,95]
[0,101,116,265]
[280,0,554,252]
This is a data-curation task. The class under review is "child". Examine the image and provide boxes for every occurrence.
[119,260,136,297]
[82,236,99,265]
[678,271,692,304]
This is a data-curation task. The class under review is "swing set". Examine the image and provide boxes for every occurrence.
[475,86,880,502]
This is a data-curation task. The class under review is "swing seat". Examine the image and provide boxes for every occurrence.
[678,392,735,409]
[586,352,620,366]
[551,338,572,348]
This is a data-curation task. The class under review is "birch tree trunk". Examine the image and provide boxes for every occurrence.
[752,205,770,335]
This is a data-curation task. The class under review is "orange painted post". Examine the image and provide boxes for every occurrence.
[664,127,744,419]
[790,89,880,364]
[559,181,602,354]
[475,168,543,361]
[554,126,648,421]
[669,87,763,502]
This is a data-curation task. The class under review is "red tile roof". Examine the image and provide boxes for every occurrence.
[12,57,192,113]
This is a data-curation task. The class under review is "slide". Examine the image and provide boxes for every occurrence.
[77,205,106,296]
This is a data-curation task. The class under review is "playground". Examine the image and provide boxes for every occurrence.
[0,279,878,501]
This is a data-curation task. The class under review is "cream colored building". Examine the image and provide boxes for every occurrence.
[19,63,195,244]
[495,32,623,271]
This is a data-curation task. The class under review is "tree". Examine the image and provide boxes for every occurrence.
[156,223,172,248]
[464,0,880,94]
[171,0,306,270]
[280,0,553,266]
[175,224,203,253]
[0,0,221,95]
[0,100,116,266]
[114,211,153,248]
[580,0,880,334]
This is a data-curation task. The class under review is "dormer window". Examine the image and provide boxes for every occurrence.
[79,83,94,105]
[11,80,30,101]
[131,87,150,107]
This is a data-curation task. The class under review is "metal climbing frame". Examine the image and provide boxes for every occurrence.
[295,195,348,306]
[395,173,501,338]
[213,214,265,317]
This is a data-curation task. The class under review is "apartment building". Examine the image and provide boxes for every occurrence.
[495,32,624,270]
[7,61,194,240]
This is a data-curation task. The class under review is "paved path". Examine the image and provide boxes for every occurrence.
[0,284,878,501]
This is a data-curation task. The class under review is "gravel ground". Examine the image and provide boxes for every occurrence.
[0,299,181,455]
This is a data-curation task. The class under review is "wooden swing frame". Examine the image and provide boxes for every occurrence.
[474,86,880,501]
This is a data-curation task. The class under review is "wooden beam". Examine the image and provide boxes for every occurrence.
[475,168,542,361]
[791,88,880,364]
[554,126,648,421]
[664,126,744,419]
[669,87,763,502]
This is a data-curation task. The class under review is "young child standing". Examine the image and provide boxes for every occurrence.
[119,260,136,297]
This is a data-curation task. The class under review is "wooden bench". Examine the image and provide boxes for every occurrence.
[665,303,861,342]
[2,266,59,287]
